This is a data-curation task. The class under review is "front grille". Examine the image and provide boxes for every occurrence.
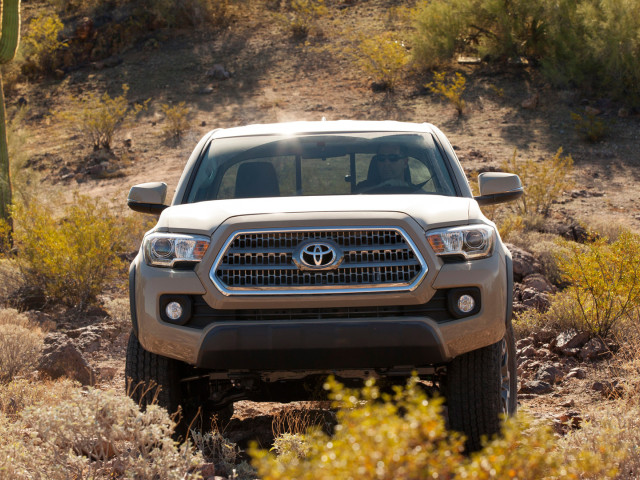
[186,290,451,329]
[210,227,428,295]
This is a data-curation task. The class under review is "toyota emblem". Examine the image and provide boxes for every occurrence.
[293,240,343,271]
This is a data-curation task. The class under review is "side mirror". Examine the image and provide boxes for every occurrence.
[127,182,168,214]
[474,172,523,206]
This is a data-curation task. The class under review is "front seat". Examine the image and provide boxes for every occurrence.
[234,161,281,198]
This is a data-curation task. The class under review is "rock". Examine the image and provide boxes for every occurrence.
[519,380,553,395]
[199,86,215,95]
[579,337,609,361]
[566,368,587,380]
[206,64,230,80]
[560,399,575,407]
[505,244,538,281]
[38,333,95,385]
[552,330,590,352]
[535,364,564,384]
[521,289,551,311]
[523,273,554,293]
[584,106,601,116]
[531,329,556,345]
[521,93,539,109]
[519,345,537,358]
[592,380,624,398]
[618,107,630,118]
[516,337,533,349]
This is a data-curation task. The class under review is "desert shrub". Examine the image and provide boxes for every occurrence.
[191,429,255,478]
[358,32,410,90]
[554,231,640,338]
[0,385,203,479]
[560,403,640,480]
[252,376,619,479]
[21,13,67,74]
[542,0,640,105]
[501,147,574,216]
[13,194,132,309]
[282,0,328,39]
[427,71,467,115]
[55,84,148,150]
[161,101,191,142]
[411,0,472,69]
[571,110,608,142]
[0,309,44,383]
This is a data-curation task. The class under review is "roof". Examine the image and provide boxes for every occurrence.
[210,120,437,139]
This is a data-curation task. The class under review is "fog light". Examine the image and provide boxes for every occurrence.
[166,301,183,321]
[457,294,475,313]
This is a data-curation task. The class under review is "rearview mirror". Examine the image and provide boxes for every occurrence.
[474,172,523,206]
[127,182,168,214]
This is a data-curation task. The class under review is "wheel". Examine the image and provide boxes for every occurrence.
[125,331,234,433]
[444,323,517,452]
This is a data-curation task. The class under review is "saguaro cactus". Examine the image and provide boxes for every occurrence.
[0,0,20,225]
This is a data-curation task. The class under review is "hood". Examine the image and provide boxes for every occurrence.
[154,195,480,234]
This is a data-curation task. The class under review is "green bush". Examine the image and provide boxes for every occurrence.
[427,71,467,115]
[252,376,620,479]
[55,84,148,150]
[22,13,67,74]
[357,32,410,90]
[412,0,640,104]
[13,194,132,309]
[161,101,191,142]
[501,147,574,217]
[554,231,640,338]
[571,110,608,142]
[281,0,328,39]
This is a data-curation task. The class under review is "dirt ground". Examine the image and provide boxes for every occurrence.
[11,0,640,447]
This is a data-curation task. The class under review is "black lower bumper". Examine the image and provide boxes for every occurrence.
[196,318,447,370]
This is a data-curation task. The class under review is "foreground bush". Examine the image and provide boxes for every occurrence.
[13,194,133,309]
[252,377,620,479]
[0,380,203,479]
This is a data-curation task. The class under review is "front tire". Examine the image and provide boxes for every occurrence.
[125,331,234,433]
[445,324,517,451]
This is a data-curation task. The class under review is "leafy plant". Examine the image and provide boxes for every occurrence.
[161,101,190,142]
[571,111,608,142]
[554,231,640,338]
[358,32,410,90]
[252,376,621,479]
[501,147,574,216]
[13,194,133,309]
[22,12,67,74]
[427,71,467,115]
[56,84,148,150]
[283,0,328,39]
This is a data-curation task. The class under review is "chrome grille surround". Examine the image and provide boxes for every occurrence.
[210,226,428,295]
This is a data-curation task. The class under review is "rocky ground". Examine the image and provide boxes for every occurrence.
[8,1,640,476]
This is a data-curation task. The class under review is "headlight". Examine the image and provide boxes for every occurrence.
[143,233,210,267]
[426,225,495,260]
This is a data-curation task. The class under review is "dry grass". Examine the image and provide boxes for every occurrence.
[0,309,45,383]
[0,380,203,479]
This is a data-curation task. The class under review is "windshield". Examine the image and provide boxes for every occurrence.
[185,132,458,203]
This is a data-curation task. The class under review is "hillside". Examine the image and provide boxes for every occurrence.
[2,0,640,478]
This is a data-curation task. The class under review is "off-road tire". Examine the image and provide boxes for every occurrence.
[125,331,182,414]
[125,331,233,433]
[445,323,517,451]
